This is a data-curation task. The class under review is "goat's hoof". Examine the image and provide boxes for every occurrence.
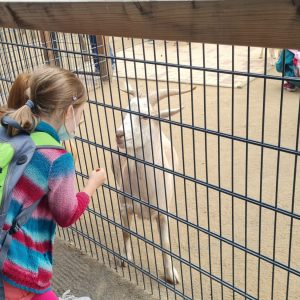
[121,260,128,268]
[116,255,126,267]
[117,254,132,268]
[117,257,127,268]
[165,267,180,284]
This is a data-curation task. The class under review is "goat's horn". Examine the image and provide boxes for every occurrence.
[119,82,137,99]
[156,106,184,118]
[149,86,196,104]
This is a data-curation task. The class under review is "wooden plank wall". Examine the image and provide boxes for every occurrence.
[0,0,299,48]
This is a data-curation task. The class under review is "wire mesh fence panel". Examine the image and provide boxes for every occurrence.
[0,27,300,300]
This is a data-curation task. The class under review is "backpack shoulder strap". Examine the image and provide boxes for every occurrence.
[0,127,36,220]
[30,131,65,149]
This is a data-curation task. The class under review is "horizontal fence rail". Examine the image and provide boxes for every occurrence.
[0,0,300,48]
[0,6,300,299]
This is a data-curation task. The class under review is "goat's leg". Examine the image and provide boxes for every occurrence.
[120,209,133,267]
[156,214,180,284]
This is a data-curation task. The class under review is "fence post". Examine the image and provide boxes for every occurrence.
[95,35,112,80]
[78,34,89,62]
[39,31,61,66]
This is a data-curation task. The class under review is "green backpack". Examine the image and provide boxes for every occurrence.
[0,116,64,298]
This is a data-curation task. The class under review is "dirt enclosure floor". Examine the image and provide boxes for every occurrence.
[60,63,300,300]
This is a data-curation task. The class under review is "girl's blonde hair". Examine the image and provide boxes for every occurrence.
[0,66,87,136]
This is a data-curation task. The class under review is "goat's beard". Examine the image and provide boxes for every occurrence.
[118,141,144,151]
[117,136,152,152]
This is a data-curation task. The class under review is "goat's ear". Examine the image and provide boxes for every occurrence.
[149,86,196,105]
[119,82,137,99]
[157,106,184,118]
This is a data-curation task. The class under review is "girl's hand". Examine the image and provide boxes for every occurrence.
[83,168,106,197]
[89,168,106,188]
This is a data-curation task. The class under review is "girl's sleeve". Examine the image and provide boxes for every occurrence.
[48,152,90,227]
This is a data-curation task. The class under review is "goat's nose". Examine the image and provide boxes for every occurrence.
[116,130,124,138]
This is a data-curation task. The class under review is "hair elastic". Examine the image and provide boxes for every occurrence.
[25,99,35,110]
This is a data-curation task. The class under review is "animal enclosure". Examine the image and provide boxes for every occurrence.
[0,3,300,299]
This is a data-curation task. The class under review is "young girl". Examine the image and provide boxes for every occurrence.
[0,66,106,300]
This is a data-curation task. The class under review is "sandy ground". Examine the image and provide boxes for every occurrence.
[53,238,157,300]
[59,65,300,300]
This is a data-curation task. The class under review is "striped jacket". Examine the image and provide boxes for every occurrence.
[1,121,89,294]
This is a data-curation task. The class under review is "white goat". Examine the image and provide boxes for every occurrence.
[111,83,195,284]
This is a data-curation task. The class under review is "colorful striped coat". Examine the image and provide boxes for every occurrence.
[1,121,89,294]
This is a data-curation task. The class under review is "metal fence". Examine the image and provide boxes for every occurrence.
[0,27,300,300]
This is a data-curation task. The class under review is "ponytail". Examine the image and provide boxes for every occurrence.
[4,103,38,136]
[0,73,38,136]
[7,73,31,109]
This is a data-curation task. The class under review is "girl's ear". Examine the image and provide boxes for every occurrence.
[65,105,74,121]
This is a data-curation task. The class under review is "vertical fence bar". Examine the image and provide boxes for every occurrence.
[202,42,214,300]
[231,45,236,300]
[216,43,224,300]
[271,47,285,300]
[140,37,163,298]
[244,45,251,298]
[285,99,300,300]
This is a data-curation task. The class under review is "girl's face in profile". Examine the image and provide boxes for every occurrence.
[66,104,85,134]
